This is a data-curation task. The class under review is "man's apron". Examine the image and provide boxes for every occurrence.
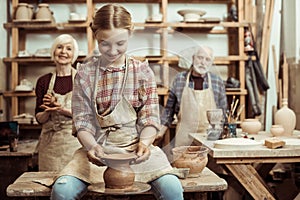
[38,68,81,171]
[57,58,175,184]
[175,71,216,147]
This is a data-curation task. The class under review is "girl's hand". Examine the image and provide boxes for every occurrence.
[135,142,150,164]
[87,144,106,166]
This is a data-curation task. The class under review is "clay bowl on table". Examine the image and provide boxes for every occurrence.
[172,146,209,177]
[101,153,137,189]
[240,118,262,134]
[270,125,285,137]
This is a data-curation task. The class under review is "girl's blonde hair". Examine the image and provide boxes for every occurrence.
[90,4,133,34]
[50,34,79,64]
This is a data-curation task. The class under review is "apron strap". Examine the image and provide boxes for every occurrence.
[47,68,77,94]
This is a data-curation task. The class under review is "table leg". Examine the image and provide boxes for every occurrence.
[225,164,276,200]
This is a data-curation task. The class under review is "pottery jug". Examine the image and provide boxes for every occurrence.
[274,98,296,136]
[15,3,30,21]
[172,146,209,177]
[270,125,285,137]
[35,3,52,20]
[240,118,262,134]
[102,153,136,189]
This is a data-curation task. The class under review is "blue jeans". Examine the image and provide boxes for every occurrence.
[51,174,183,200]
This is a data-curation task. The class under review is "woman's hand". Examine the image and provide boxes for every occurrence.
[135,142,150,164]
[87,144,106,166]
[42,93,60,107]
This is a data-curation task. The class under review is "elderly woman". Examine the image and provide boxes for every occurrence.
[35,34,81,171]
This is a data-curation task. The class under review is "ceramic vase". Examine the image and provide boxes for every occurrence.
[15,3,30,21]
[270,125,285,137]
[240,118,262,134]
[35,3,52,20]
[102,154,136,189]
[172,146,209,177]
[274,98,296,136]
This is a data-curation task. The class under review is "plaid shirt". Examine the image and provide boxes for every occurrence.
[72,56,160,136]
[161,71,228,126]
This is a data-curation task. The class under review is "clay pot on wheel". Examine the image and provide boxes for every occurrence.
[241,118,262,134]
[101,153,137,189]
[172,146,209,177]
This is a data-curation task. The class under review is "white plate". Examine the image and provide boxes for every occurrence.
[282,138,300,147]
[214,138,262,149]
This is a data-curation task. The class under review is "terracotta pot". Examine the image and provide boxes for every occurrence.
[15,3,30,20]
[241,118,262,134]
[35,3,52,20]
[172,146,209,177]
[102,153,136,189]
[274,98,296,136]
[270,125,285,137]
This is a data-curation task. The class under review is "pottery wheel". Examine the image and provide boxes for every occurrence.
[88,182,151,195]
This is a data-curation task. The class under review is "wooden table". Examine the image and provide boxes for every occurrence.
[0,139,38,200]
[7,167,227,199]
[190,132,300,200]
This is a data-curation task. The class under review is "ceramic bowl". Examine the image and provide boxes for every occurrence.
[270,125,285,137]
[240,118,262,134]
[172,146,209,177]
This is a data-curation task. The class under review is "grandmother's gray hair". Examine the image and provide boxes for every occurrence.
[50,34,79,64]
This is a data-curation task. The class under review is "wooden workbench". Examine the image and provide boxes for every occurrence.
[7,167,227,200]
[0,139,38,200]
[190,132,300,200]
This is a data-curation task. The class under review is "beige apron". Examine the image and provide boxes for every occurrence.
[57,57,174,184]
[175,71,216,147]
[38,68,81,171]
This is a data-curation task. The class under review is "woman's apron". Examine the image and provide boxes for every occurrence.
[57,58,175,184]
[175,71,216,147]
[38,68,81,171]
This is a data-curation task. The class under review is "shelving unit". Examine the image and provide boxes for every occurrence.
[3,0,254,122]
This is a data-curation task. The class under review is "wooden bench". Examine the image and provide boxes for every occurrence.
[7,167,227,200]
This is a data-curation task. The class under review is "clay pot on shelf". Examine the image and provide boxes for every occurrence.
[172,146,209,177]
[101,153,137,189]
[35,3,52,21]
[15,3,30,21]
[270,125,285,137]
[274,98,296,136]
[240,118,262,134]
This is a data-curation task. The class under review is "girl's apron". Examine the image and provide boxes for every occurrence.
[38,68,81,171]
[175,71,216,147]
[57,58,174,184]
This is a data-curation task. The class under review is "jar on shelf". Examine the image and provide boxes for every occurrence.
[27,4,34,20]
[274,98,296,136]
[15,3,30,21]
[35,3,52,21]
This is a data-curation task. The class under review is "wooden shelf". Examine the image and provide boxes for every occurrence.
[3,91,35,97]
[3,56,86,65]
[3,0,251,120]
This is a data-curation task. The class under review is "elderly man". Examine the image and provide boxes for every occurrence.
[156,45,228,147]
